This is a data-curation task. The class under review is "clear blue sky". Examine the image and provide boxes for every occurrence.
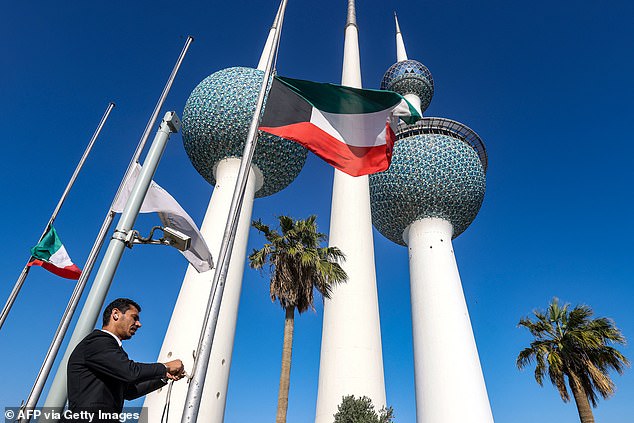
[1,1,633,422]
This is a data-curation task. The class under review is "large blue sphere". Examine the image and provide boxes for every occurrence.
[381,60,434,114]
[370,132,485,245]
[182,67,308,198]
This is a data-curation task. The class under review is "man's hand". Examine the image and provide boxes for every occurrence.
[163,359,185,381]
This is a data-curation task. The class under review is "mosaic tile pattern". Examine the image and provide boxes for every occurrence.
[182,67,308,198]
[381,60,434,114]
[369,133,486,245]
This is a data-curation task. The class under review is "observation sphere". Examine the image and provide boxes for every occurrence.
[182,67,308,198]
[381,60,434,114]
[369,121,486,245]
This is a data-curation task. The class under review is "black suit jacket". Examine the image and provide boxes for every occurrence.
[67,330,166,414]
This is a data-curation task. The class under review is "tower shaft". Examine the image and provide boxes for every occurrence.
[341,1,362,88]
[405,217,493,423]
[143,158,261,422]
[315,1,386,421]
[257,2,283,71]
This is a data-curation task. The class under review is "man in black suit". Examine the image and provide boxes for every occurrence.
[66,298,184,420]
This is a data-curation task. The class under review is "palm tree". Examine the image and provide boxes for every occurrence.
[517,298,629,423]
[249,215,348,423]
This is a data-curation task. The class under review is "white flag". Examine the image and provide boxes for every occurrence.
[112,163,213,273]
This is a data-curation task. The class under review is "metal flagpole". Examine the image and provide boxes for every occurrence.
[41,36,193,415]
[180,2,287,421]
[0,102,115,331]
[41,113,180,420]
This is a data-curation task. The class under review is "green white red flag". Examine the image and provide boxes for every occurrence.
[28,226,82,280]
[259,76,421,176]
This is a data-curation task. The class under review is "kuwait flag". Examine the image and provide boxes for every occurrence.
[28,226,81,280]
[259,76,421,177]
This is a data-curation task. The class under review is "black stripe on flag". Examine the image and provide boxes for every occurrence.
[261,77,313,128]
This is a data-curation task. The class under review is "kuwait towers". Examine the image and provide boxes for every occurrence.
[142,14,307,422]
[315,1,387,422]
[369,14,493,423]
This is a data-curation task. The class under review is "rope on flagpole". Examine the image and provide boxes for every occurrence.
[161,380,174,423]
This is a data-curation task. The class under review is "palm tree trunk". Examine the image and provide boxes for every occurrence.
[568,373,595,423]
[276,306,295,423]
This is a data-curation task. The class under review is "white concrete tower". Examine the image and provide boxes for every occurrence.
[370,16,494,423]
[142,13,307,422]
[315,1,387,422]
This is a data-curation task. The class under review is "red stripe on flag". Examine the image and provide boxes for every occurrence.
[260,122,392,177]
[385,122,396,165]
[28,259,82,280]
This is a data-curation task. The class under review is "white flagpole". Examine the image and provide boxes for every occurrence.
[0,102,115,331]
[180,1,288,421]
[41,36,194,416]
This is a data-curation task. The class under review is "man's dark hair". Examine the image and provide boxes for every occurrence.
[102,298,141,327]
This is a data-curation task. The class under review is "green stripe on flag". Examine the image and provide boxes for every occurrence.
[403,100,422,124]
[30,227,63,261]
[277,76,404,114]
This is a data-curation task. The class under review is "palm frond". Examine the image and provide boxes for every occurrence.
[516,347,535,369]
[517,298,629,408]
[249,215,348,314]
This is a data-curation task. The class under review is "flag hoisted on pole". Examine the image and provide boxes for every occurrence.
[40,37,194,419]
[180,1,288,422]
[0,102,115,331]
[112,162,214,273]
[27,226,82,280]
[260,75,421,176]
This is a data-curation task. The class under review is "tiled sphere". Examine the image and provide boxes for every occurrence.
[182,67,308,198]
[370,133,486,245]
[381,60,434,114]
